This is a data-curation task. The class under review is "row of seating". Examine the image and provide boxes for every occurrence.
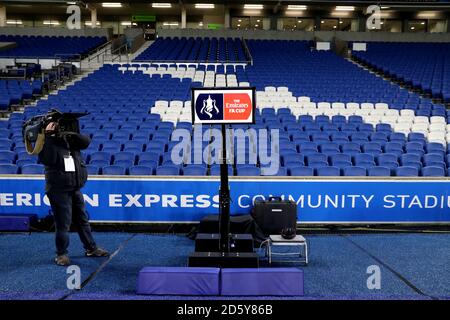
[1,163,446,177]
[245,40,445,112]
[352,42,450,102]
[135,37,247,62]
[3,35,448,177]
[0,79,43,110]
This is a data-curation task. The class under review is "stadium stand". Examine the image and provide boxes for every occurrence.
[3,38,449,177]
[0,79,43,111]
[352,42,450,103]
[0,35,107,58]
[134,37,248,62]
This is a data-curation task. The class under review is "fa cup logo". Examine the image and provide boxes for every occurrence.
[200,95,219,119]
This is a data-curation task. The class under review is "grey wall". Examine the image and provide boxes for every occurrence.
[0,26,112,39]
[156,28,450,43]
[156,28,316,40]
[334,31,450,43]
[123,27,143,40]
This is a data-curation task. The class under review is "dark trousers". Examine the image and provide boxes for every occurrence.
[47,189,97,256]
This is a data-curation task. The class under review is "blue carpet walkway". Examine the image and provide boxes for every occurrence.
[0,232,448,300]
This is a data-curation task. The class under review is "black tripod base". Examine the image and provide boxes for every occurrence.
[188,252,259,268]
[195,233,254,253]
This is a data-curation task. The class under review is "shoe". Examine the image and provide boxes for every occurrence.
[55,255,71,266]
[85,247,110,257]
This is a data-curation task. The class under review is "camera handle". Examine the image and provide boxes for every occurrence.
[25,131,46,155]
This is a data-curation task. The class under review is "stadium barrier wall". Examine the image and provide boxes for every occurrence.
[1,175,450,224]
[0,57,73,69]
[0,26,112,39]
[156,29,450,43]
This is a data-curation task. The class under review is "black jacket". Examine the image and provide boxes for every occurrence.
[39,133,90,192]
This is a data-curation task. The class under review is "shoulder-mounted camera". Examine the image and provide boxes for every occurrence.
[22,109,88,155]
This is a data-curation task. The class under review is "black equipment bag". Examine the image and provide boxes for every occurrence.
[251,197,297,235]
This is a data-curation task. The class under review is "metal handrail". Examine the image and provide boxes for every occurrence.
[131,59,248,64]
[54,53,82,61]
[53,53,83,72]
[88,45,112,63]
[0,67,26,80]
[111,43,129,63]
[86,39,114,59]
[241,37,253,66]
[112,43,128,55]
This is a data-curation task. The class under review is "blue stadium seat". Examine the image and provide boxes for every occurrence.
[368,166,391,177]
[377,153,398,165]
[114,152,136,164]
[16,159,35,167]
[156,165,180,175]
[87,165,100,175]
[129,165,154,176]
[102,165,127,176]
[289,166,313,176]
[236,165,261,176]
[396,166,419,177]
[209,165,233,176]
[0,164,18,174]
[283,154,304,167]
[21,164,44,174]
[183,165,207,176]
[90,160,110,168]
[261,167,287,176]
[90,151,112,163]
[343,166,366,176]
[0,150,15,162]
[422,166,446,177]
[316,166,340,177]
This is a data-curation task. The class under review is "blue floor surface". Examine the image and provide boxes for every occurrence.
[0,232,448,300]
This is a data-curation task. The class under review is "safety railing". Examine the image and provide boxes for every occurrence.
[86,39,114,61]
[0,67,27,80]
[241,38,253,66]
[131,59,249,64]
[110,43,130,63]
[54,53,82,73]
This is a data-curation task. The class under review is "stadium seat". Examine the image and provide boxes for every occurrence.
[316,166,340,176]
[396,166,419,177]
[289,166,313,176]
[422,166,446,177]
[21,164,44,174]
[129,165,154,176]
[183,165,207,176]
[0,164,18,174]
[343,166,366,177]
[368,166,391,177]
[236,165,261,176]
[102,165,127,176]
[209,165,233,176]
[87,165,100,175]
[156,165,180,175]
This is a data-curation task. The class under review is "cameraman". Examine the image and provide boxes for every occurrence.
[39,122,109,266]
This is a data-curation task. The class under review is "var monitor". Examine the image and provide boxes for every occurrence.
[191,87,256,125]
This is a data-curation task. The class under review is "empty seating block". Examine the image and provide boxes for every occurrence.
[9,39,450,178]
[220,268,304,296]
[136,267,220,295]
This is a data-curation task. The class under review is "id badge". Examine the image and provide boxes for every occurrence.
[64,156,76,172]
